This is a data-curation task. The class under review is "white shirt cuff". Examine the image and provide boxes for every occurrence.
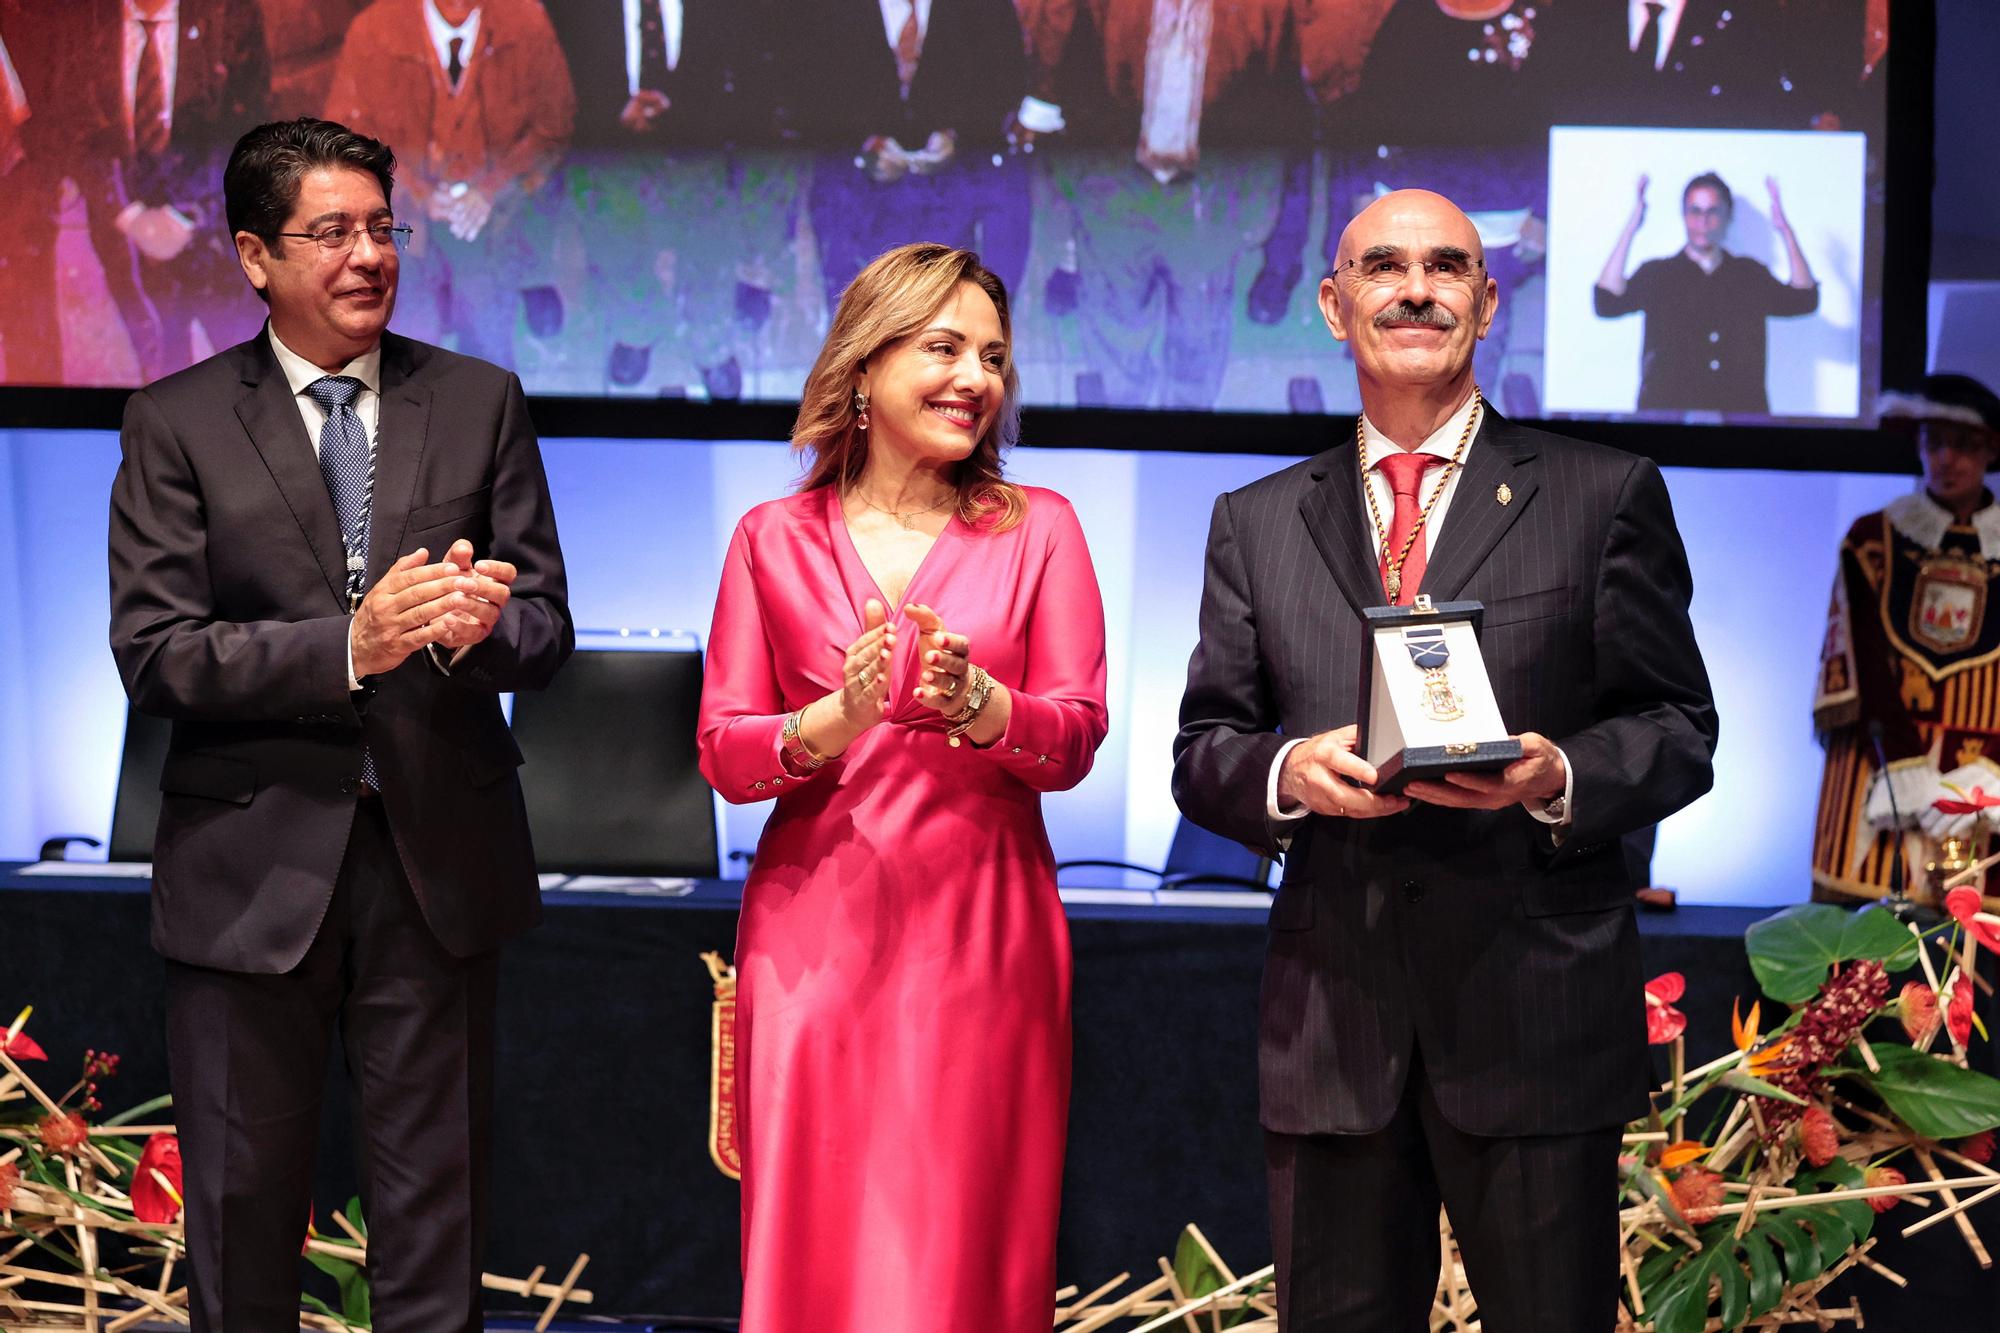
[1524,745,1575,828]
[426,643,472,675]
[1267,737,1311,821]
[1013,95,1066,134]
[346,620,362,691]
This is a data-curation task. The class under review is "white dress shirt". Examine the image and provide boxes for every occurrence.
[423,0,483,86]
[123,0,180,145]
[1629,0,1686,71]
[1265,393,1574,831]
[623,0,684,92]
[876,0,931,51]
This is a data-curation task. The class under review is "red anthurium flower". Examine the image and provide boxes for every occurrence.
[38,1110,88,1155]
[1,1006,47,1062]
[1931,783,2000,814]
[1645,972,1688,1044]
[1945,886,2000,955]
[1864,1164,1907,1212]
[0,1161,19,1211]
[131,1134,183,1224]
[1900,981,1942,1043]
[1946,976,1976,1047]
[1798,1104,1841,1167]
[1959,1130,1996,1164]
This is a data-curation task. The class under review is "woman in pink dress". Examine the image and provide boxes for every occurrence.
[697,243,1109,1332]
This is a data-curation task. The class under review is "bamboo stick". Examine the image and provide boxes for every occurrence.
[532,1252,590,1332]
[1900,1177,2000,1238]
[1126,1267,1275,1333]
[1061,1274,1174,1333]
[1056,1270,1131,1321]
[1914,1145,1992,1266]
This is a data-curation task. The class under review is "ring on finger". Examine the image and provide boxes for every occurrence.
[942,674,961,698]
[858,668,875,689]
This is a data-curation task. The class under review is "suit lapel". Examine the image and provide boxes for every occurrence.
[234,336,350,608]
[1419,410,1540,602]
[1298,438,1389,613]
[369,333,435,578]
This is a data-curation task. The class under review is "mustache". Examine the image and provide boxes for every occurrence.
[1374,302,1459,329]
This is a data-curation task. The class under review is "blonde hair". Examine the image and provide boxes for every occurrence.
[792,243,1026,532]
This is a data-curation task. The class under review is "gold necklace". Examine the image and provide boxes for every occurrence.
[1360,388,1482,601]
[849,487,955,531]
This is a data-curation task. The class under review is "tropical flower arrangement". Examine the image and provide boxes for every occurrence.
[1614,888,2000,1333]
[0,1007,592,1331]
[1042,892,2000,1333]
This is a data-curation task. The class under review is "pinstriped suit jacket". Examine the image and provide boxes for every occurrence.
[1171,408,1717,1138]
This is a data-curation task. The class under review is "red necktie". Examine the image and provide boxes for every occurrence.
[1375,450,1445,605]
[895,3,922,94]
[134,18,169,154]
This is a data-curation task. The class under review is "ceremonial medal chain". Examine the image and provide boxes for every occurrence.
[1361,387,1482,602]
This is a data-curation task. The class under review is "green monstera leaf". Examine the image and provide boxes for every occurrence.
[1745,904,1920,1003]
[1853,1042,2000,1139]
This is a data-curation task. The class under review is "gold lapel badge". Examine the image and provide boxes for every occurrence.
[1496,483,1513,506]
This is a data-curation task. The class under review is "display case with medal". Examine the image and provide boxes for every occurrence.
[1355,595,1521,793]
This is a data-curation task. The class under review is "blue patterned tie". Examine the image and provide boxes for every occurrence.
[306,374,380,790]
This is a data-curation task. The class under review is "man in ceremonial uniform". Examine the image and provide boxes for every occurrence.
[1813,374,2000,911]
[1174,188,1715,1330]
[324,0,575,368]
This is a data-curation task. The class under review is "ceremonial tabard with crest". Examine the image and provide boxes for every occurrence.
[1814,492,2000,909]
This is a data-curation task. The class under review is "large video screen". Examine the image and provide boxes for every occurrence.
[0,0,1890,428]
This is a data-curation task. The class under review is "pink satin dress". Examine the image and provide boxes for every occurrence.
[697,484,1109,1333]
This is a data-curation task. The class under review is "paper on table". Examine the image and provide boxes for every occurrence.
[18,861,153,878]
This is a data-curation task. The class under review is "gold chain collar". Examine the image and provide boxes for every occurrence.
[1359,387,1483,598]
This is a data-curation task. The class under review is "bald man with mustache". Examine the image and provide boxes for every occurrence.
[1173,190,1717,1330]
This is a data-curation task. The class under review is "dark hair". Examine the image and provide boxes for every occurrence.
[1682,172,1733,213]
[224,117,396,244]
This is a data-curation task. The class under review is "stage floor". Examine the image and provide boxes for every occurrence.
[5,867,1996,1330]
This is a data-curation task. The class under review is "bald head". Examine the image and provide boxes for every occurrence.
[1334,189,1486,272]
[1319,188,1495,422]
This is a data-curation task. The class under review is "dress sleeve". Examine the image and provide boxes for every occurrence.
[1593,259,1653,318]
[697,520,821,803]
[980,500,1109,792]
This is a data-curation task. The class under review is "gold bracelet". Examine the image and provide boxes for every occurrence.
[780,707,826,770]
[944,665,994,747]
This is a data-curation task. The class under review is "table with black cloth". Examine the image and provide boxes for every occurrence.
[2,867,1995,1328]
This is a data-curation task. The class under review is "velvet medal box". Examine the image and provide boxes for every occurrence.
[1355,596,1521,793]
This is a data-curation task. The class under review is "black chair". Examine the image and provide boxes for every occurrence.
[41,704,172,862]
[509,641,720,877]
[1056,817,1274,892]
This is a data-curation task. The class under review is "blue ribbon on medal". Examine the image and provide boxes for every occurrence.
[1403,626,1465,722]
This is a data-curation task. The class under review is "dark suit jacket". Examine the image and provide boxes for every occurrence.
[109,331,572,974]
[51,0,271,228]
[550,0,771,148]
[1172,409,1716,1139]
[778,0,1024,151]
[1018,0,1313,149]
[1537,0,1864,130]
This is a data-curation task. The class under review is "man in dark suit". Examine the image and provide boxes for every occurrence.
[107,116,571,1331]
[1173,189,1716,1330]
[56,0,273,379]
[782,0,1031,311]
[546,0,779,395]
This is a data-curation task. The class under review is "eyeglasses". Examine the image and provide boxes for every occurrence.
[273,222,414,254]
[1334,256,1486,288]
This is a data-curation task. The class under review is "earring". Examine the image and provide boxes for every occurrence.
[853,389,870,430]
